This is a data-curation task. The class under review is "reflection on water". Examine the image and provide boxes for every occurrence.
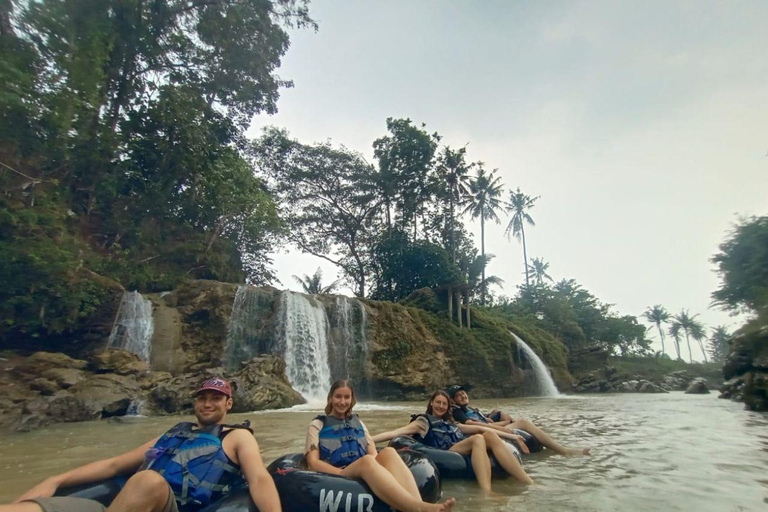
[1,393,766,511]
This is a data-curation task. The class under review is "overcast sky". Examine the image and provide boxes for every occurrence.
[247,0,768,360]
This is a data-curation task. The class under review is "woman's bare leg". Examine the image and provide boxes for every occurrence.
[341,455,455,512]
[376,447,421,499]
[510,418,590,455]
[482,432,533,484]
[449,436,492,491]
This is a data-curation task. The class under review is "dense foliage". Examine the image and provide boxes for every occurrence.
[0,0,312,342]
[711,215,768,315]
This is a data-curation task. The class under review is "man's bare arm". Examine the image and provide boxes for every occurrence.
[232,430,281,512]
[14,438,157,503]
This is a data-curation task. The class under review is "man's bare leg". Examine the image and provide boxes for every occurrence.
[107,471,173,512]
[0,504,44,512]
[509,418,590,455]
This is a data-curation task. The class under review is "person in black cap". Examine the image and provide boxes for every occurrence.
[3,377,283,512]
[446,385,590,456]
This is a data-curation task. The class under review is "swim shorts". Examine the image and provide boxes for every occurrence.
[30,487,178,512]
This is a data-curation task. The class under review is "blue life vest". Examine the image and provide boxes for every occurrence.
[452,405,490,423]
[316,414,369,468]
[413,414,465,450]
[141,421,250,508]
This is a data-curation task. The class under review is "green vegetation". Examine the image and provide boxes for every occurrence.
[0,0,311,343]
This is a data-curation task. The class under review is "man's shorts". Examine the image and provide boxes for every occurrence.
[489,410,503,422]
[29,487,178,512]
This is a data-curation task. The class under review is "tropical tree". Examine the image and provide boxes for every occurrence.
[671,310,704,363]
[689,320,708,363]
[463,253,505,305]
[463,165,504,305]
[708,325,731,363]
[527,257,553,285]
[436,145,472,263]
[292,268,342,295]
[642,305,670,356]
[372,118,439,236]
[252,128,379,296]
[668,322,683,360]
[505,188,539,288]
[711,215,768,315]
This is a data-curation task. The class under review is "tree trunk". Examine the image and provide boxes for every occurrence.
[448,286,453,322]
[521,224,530,288]
[456,290,462,328]
[450,193,455,263]
[465,288,471,329]
[656,325,666,356]
[685,333,693,363]
[481,214,486,306]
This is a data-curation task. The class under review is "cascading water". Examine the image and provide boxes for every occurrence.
[224,286,274,369]
[107,291,154,362]
[328,297,368,382]
[279,291,333,401]
[510,332,559,397]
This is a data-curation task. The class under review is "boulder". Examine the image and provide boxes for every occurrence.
[68,374,141,418]
[229,356,305,412]
[90,349,150,375]
[42,367,87,388]
[11,351,88,381]
[685,377,710,394]
[29,377,59,396]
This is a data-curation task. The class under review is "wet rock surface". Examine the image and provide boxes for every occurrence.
[719,316,768,411]
[685,378,710,394]
[0,349,305,432]
[571,366,703,394]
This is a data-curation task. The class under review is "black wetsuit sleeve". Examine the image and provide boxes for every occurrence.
[452,407,470,424]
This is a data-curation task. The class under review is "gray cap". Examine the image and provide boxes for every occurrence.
[445,385,466,400]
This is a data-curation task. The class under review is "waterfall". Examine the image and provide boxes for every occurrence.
[510,332,559,397]
[224,286,274,369]
[279,291,332,401]
[328,297,369,382]
[107,291,154,362]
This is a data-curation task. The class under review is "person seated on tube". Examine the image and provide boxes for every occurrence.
[371,390,534,490]
[446,384,591,456]
[0,377,281,512]
[305,379,456,512]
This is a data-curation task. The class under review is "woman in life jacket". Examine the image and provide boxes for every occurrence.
[371,390,533,490]
[305,379,456,512]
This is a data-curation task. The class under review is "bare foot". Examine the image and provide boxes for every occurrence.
[428,497,456,512]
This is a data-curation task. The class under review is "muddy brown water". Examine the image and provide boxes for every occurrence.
[1,392,766,511]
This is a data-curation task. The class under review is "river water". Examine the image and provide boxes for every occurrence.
[1,392,766,511]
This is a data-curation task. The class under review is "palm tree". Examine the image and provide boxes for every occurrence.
[457,253,505,326]
[527,257,553,285]
[708,325,731,362]
[642,305,670,356]
[505,188,539,288]
[292,267,342,295]
[668,322,683,360]
[672,310,703,363]
[463,165,504,305]
[689,320,708,363]
[437,145,472,263]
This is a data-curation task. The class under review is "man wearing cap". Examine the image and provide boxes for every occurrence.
[447,385,590,456]
[3,377,283,512]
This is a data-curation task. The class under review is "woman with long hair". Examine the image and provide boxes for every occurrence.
[305,379,455,512]
[371,390,533,490]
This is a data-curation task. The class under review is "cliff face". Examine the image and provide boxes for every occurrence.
[720,313,768,411]
[2,280,573,431]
